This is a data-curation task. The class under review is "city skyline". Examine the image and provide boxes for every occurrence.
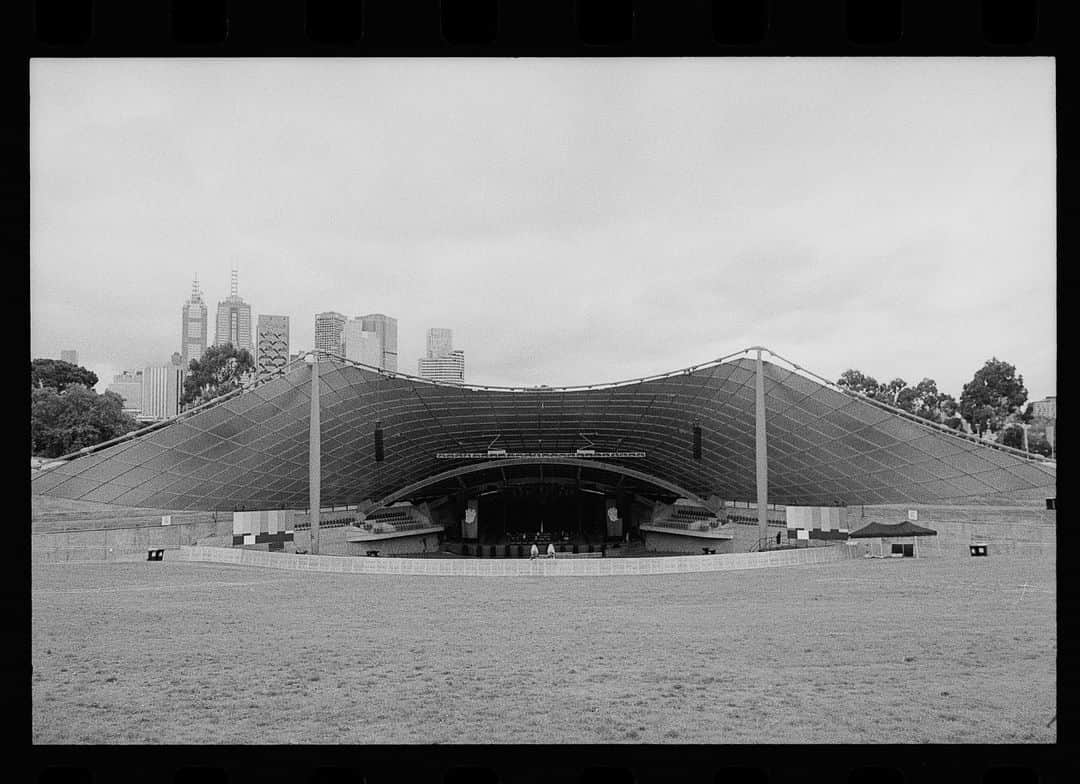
[31,59,1056,400]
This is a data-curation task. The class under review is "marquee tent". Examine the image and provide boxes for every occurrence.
[848,520,938,558]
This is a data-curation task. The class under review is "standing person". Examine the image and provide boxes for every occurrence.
[776,531,781,547]
[530,543,539,559]
[547,542,556,559]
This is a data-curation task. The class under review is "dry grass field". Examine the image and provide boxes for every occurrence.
[32,553,1055,744]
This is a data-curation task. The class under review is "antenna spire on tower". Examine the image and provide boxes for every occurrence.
[230,266,239,297]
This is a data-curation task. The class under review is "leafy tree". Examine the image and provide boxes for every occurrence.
[837,369,883,399]
[1027,433,1053,458]
[895,378,959,423]
[181,343,255,410]
[944,416,964,431]
[997,424,1025,451]
[31,386,137,458]
[31,358,98,393]
[959,358,1028,436]
[839,370,958,424]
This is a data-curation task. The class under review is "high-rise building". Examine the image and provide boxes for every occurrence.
[359,313,398,372]
[426,328,452,359]
[418,328,465,384]
[256,315,290,378]
[1032,396,1057,421]
[60,350,78,366]
[181,275,209,367]
[140,366,184,421]
[106,371,143,415]
[214,268,253,351]
[419,350,466,385]
[343,319,382,367]
[314,312,347,358]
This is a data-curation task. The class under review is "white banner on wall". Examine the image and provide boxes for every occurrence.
[161,515,171,526]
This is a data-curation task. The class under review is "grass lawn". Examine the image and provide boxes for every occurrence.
[32,553,1055,744]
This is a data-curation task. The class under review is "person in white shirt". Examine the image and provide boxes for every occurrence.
[530,543,539,559]
[547,542,556,559]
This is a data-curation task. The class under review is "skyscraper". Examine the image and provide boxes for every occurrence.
[418,350,466,384]
[426,328,452,359]
[314,311,347,358]
[359,313,398,372]
[106,371,143,415]
[141,365,184,421]
[214,267,253,352]
[343,319,381,366]
[181,275,209,367]
[256,315,290,378]
[418,328,465,384]
[60,350,78,366]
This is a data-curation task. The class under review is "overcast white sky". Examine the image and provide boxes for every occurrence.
[31,58,1055,400]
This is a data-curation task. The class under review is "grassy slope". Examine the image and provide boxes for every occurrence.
[32,554,1055,744]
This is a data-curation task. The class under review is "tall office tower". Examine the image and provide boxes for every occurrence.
[141,365,184,421]
[256,315,291,377]
[343,318,382,366]
[418,327,465,384]
[1032,396,1057,421]
[359,313,398,372]
[418,350,466,384]
[106,371,144,415]
[314,311,347,358]
[181,275,209,367]
[426,328,452,359]
[60,350,78,366]
[214,267,253,351]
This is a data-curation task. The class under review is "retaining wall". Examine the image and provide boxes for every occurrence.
[174,542,858,577]
[854,505,1056,558]
[31,519,224,564]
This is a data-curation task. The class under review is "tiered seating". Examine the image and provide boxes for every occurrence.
[651,518,694,530]
[672,507,714,521]
[294,515,355,531]
[365,508,411,524]
[358,506,438,534]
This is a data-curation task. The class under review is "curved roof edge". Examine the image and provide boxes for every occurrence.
[44,345,1055,469]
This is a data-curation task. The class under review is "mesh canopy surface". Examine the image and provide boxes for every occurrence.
[31,355,1056,511]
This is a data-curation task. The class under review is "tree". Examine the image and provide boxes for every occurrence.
[838,370,958,424]
[997,424,1025,451]
[31,386,138,458]
[181,343,255,410]
[943,416,964,431]
[959,358,1028,436]
[837,369,883,399]
[1027,432,1053,458]
[31,358,98,393]
[895,377,959,423]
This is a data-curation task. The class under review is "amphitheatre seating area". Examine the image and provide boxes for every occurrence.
[352,505,440,535]
[293,516,354,531]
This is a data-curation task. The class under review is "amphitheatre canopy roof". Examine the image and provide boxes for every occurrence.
[31,348,1056,512]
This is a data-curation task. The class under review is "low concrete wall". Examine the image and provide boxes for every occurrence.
[642,530,734,554]
[854,505,1056,559]
[175,542,858,577]
[345,531,441,556]
[32,519,223,564]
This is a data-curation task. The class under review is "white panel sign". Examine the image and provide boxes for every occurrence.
[796,529,809,540]
[907,509,918,521]
[161,515,171,526]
